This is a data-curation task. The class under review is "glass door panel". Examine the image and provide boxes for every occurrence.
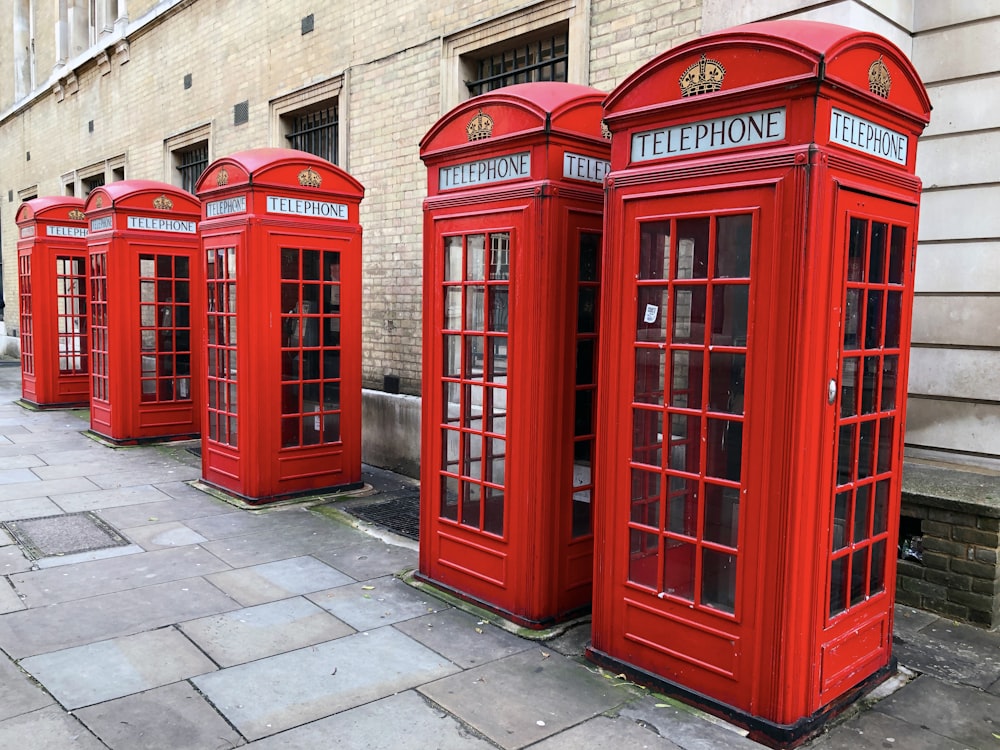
[206,247,238,446]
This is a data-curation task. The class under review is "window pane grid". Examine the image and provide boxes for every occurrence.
[176,143,208,194]
[572,231,601,538]
[206,247,238,447]
[18,255,33,374]
[628,213,752,617]
[138,254,192,402]
[438,232,509,536]
[89,252,110,402]
[55,256,88,373]
[467,33,568,96]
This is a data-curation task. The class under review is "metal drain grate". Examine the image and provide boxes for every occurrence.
[346,492,421,540]
[2,511,131,560]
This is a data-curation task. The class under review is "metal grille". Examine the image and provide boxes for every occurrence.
[176,143,208,194]
[286,104,338,165]
[82,173,105,196]
[466,31,568,96]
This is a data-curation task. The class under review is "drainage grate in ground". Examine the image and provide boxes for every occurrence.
[2,511,131,560]
[346,492,421,541]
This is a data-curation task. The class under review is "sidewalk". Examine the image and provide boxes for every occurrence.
[0,364,997,749]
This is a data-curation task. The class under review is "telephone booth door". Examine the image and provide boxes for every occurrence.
[83,181,202,443]
[590,21,930,745]
[15,197,90,408]
[195,148,364,503]
[420,82,610,627]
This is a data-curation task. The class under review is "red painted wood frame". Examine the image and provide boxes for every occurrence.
[83,181,202,443]
[194,148,364,504]
[15,197,90,409]
[590,21,931,745]
[419,83,611,627]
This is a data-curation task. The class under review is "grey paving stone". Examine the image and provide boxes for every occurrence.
[0,577,240,659]
[892,616,1000,689]
[619,695,768,750]
[33,447,117,466]
[11,545,231,606]
[90,465,201,490]
[892,605,939,641]
[244,690,493,749]
[0,455,45,470]
[0,495,64,522]
[0,475,101,502]
[0,545,31,575]
[51,483,176,513]
[96,490,232,528]
[20,626,217,709]
[0,704,106,749]
[0,468,39,485]
[179,597,354,667]
[419,648,629,749]
[876,674,1000,748]
[124,521,209,550]
[528,714,683,749]
[74,681,244,750]
[543,620,592,658]
[805,706,966,749]
[30,461,130,481]
[312,538,419,580]
[394,607,535,668]
[205,555,355,607]
[308,575,447,631]
[199,520,361,568]
[193,626,459,741]
[186,507,340,541]
[34,543,145,569]
[0,580,25,615]
[0,655,53,721]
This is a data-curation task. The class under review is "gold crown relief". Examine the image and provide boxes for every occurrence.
[868,56,892,98]
[68,209,85,221]
[95,196,103,208]
[216,168,229,187]
[466,109,494,141]
[679,54,726,97]
[601,121,612,140]
[298,168,323,187]
[153,194,174,210]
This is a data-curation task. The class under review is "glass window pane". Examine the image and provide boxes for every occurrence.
[488,338,508,382]
[463,385,483,429]
[666,476,697,536]
[868,222,887,283]
[881,355,898,411]
[281,248,298,279]
[577,287,597,333]
[833,491,849,550]
[675,219,709,279]
[489,233,510,281]
[888,225,906,285]
[483,487,504,535]
[580,232,600,282]
[841,357,859,418]
[668,413,700,473]
[486,437,505,486]
[704,483,739,548]
[672,286,706,344]
[636,286,668,342]
[873,480,890,535]
[830,555,848,617]
[638,222,670,280]
[858,421,875,480]
[712,285,748,346]
[444,237,463,282]
[706,419,741,482]
[850,548,868,606]
[634,348,665,405]
[844,288,861,349]
[708,352,745,414]
[865,290,883,349]
[848,218,866,282]
[462,482,481,528]
[837,424,856,486]
[442,428,459,472]
[663,539,695,601]
[467,235,485,281]
[670,349,703,410]
[576,339,595,387]
[630,469,660,527]
[853,483,871,542]
[632,408,662,468]
[465,336,484,380]
[870,539,887,595]
[443,335,461,377]
[885,291,902,348]
[140,257,155,277]
[715,214,752,278]
[862,355,879,414]
[702,548,736,613]
[489,287,509,333]
[466,286,485,331]
[878,416,895,474]
[628,529,659,589]
[441,476,459,521]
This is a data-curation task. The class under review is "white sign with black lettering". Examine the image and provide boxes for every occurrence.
[829,108,907,165]
[127,216,197,233]
[90,216,113,232]
[266,195,348,220]
[46,225,87,238]
[631,108,786,162]
[438,152,531,190]
[563,152,611,184]
[206,196,247,217]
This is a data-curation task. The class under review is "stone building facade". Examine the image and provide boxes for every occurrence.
[1,0,999,479]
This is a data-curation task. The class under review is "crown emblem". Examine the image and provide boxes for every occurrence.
[216,168,229,186]
[68,209,85,221]
[868,56,892,98]
[153,194,174,210]
[95,196,103,208]
[601,121,612,140]
[298,167,322,187]
[679,54,726,97]
[466,109,494,141]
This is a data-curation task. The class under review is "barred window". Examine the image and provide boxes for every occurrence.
[284,103,338,165]
[175,142,208,194]
[466,29,568,97]
[81,173,105,197]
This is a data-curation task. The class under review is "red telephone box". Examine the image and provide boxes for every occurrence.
[15,197,90,408]
[194,148,364,503]
[418,83,610,627]
[84,181,202,443]
[589,21,931,744]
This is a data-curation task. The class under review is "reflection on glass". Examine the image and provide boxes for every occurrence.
[837,424,856,486]
[442,428,459,471]
[858,421,875,479]
[888,225,906,285]
[708,352,745,414]
[844,288,861,349]
[467,235,485,281]
[673,286,706,344]
[870,540,887,595]
[862,356,879,414]
[702,548,736,613]
[483,487,504,535]
[140,305,155,326]
[712,285,748,346]
[462,482,481,528]
[634,348,665,405]
[885,291,902,348]
[443,335,461,377]
[675,218,709,279]
[667,475,697,536]
[638,222,671,280]
[704,483,739,547]
[486,437,505,485]
[488,338,508,381]
[636,286,668,342]
[465,335,484,380]
[670,349,702,409]
[851,548,868,605]
[663,539,695,601]
[489,288,509,332]
[869,222,887,283]
[881,355,898,411]
[865,290,883,349]
[853,484,871,542]
[466,286,485,331]
[441,476,459,521]
[140,257,155,277]
[874,480,889,535]
[629,529,659,589]
[463,432,482,480]
[632,408,662,467]
[706,419,741,482]
[580,232,600,282]
[489,233,510,280]
[833,491,849,550]
[668,413,700,473]
[444,236,462,281]
[630,468,660,527]
[841,357,859,417]
[830,556,848,616]
[716,214,752,278]
[463,384,483,429]
[878,416,894,474]
[848,218,866,282]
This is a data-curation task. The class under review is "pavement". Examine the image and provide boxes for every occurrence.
[0,363,998,750]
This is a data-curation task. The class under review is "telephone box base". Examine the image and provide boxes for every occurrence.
[584,647,896,749]
[85,429,200,447]
[412,570,591,631]
[15,398,88,412]
[197,477,366,507]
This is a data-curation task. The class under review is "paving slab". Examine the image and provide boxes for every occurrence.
[419,648,630,750]
[50,483,176,513]
[96,490,232,527]
[312,538,419,580]
[0,577,240,659]
[179,597,354,667]
[193,626,460,741]
[29,460,130,481]
[199,520,361,568]
[307,575,447,631]
[875,674,1000,748]
[74,680,244,750]
[0,704,106,749]
[90,465,201,490]
[123,521,209,550]
[20,626,217,709]
[0,495,64,523]
[10,545,232,605]
[528,713,682,749]
[0,454,45,470]
[806,705,966,749]
[394,607,535,668]
[0,654,54,720]
[0,468,40,485]
[186,507,339,541]
[0,475,101,502]
[244,690,494,749]
[891,615,1000,689]
[619,695,766,750]
[205,555,355,607]
[34,543,146,569]
[0,580,25,615]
